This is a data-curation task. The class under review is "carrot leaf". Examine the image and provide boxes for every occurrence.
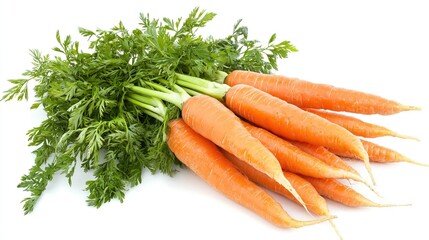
[2,8,295,213]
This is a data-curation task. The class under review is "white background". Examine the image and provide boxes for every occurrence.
[1,0,428,239]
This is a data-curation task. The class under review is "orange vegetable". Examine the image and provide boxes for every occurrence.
[241,121,375,191]
[290,141,360,176]
[305,108,418,140]
[224,84,374,184]
[182,94,305,207]
[305,177,407,208]
[167,119,333,228]
[223,150,342,238]
[225,70,419,115]
[222,150,329,216]
[330,139,428,167]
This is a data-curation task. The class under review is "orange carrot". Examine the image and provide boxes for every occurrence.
[224,84,374,184]
[241,121,376,192]
[225,70,419,115]
[222,150,329,216]
[223,150,343,239]
[304,177,407,208]
[330,139,428,167]
[167,119,333,228]
[305,108,418,140]
[290,141,360,176]
[182,94,306,208]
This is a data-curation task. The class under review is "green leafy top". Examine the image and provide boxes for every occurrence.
[1,7,297,214]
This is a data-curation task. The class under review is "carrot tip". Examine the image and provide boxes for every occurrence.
[360,178,382,197]
[292,215,337,228]
[393,133,420,141]
[344,169,381,197]
[329,220,344,240]
[275,175,310,214]
[403,157,429,167]
[374,202,412,208]
[362,155,377,186]
[401,105,421,112]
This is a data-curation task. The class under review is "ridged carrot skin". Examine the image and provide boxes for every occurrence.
[290,141,360,176]
[330,139,428,166]
[182,95,306,208]
[241,121,373,188]
[222,150,329,216]
[305,108,418,140]
[224,84,370,177]
[167,119,333,228]
[225,85,368,163]
[225,70,419,115]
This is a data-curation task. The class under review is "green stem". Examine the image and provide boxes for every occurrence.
[214,70,228,83]
[129,85,184,109]
[127,94,166,117]
[175,79,221,98]
[126,97,164,122]
[181,87,201,96]
[175,73,229,100]
[175,73,211,88]
[145,81,173,94]
[157,79,191,101]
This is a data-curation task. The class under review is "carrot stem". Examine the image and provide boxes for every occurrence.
[175,73,229,99]
[126,97,165,121]
[129,85,186,109]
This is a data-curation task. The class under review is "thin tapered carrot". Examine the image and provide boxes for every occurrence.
[290,141,361,176]
[182,94,306,208]
[222,150,343,239]
[330,139,429,167]
[241,121,376,192]
[225,84,375,184]
[225,70,420,115]
[167,119,333,228]
[222,149,329,216]
[304,177,408,208]
[305,108,419,140]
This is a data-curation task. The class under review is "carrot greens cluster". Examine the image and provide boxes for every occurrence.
[1,8,297,214]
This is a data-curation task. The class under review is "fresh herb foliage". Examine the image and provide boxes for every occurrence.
[1,7,296,214]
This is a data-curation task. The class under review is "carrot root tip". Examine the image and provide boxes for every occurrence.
[362,155,377,186]
[401,156,429,167]
[361,179,382,198]
[393,133,421,141]
[404,105,422,111]
[411,161,429,167]
[375,202,412,208]
[292,215,337,228]
[274,175,310,214]
[329,220,344,240]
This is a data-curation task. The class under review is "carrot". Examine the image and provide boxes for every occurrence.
[330,139,429,167]
[222,150,343,239]
[167,119,333,228]
[305,108,419,140]
[181,94,306,208]
[304,177,408,208]
[225,70,420,115]
[241,121,376,192]
[290,141,361,176]
[225,84,375,184]
[222,150,328,216]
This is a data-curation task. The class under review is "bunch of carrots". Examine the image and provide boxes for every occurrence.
[161,70,422,237]
[2,8,423,239]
